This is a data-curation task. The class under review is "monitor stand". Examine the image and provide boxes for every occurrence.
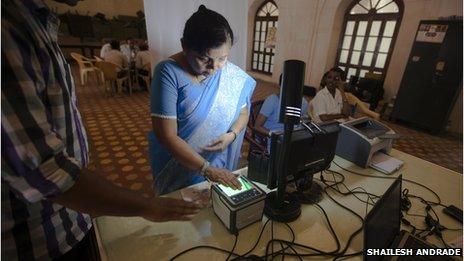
[291,174,323,204]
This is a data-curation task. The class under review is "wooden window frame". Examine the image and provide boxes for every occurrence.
[335,0,404,81]
[251,0,278,75]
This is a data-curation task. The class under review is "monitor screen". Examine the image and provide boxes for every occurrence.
[218,176,253,197]
[364,176,402,259]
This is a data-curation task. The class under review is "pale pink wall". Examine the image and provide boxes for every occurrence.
[246,0,462,133]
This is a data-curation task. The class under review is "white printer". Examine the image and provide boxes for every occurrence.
[335,117,401,171]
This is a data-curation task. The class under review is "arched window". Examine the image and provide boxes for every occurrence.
[251,0,278,75]
[335,0,403,80]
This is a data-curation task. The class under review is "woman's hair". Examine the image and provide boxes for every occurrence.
[182,5,234,54]
[320,67,346,88]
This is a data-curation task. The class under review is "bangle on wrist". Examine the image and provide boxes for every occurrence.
[229,130,237,142]
[200,160,210,176]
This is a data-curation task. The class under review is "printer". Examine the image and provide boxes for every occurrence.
[335,117,398,168]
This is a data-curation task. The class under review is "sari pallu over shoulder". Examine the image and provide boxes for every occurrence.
[149,61,255,195]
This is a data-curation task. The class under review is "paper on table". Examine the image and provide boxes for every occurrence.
[370,152,404,175]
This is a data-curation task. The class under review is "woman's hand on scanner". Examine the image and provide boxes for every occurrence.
[205,166,242,190]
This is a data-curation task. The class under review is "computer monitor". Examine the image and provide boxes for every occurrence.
[264,121,340,221]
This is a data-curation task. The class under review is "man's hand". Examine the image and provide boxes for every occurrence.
[202,133,235,152]
[141,197,202,222]
[205,166,242,190]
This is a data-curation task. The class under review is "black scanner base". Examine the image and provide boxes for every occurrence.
[291,181,323,204]
[264,192,301,222]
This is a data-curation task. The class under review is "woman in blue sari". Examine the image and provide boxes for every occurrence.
[149,5,256,195]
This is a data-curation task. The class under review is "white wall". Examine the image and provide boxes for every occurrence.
[246,0,462,133]
[44,0,143,18]
[143,0,249,69]
[246,0,351,87]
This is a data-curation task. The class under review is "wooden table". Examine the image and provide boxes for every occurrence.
[94,149,462,260]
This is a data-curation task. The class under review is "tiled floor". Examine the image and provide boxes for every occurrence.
[75,75,461,195]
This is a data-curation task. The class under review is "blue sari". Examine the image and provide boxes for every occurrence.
[149,60,256,195]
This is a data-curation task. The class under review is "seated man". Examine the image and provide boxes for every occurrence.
[135,43,152,89]
[310,67,351,123]
[254,88,310,151]
[99,38,111,59]
[103,40,129,78]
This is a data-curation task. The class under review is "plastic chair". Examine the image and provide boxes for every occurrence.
[94,61,131,97]
[93,56,103,62]
[70,52,103,85]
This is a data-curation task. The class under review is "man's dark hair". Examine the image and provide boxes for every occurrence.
[320,67,346,87]
[139,43,149,51]
[182,5,234,54]
[110,40,120,50]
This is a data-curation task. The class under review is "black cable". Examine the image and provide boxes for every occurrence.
[172,219,272,260]
[169,245,241,260]
[241,218,271,257]
[286,243,302,261]
[324,170,379,207]
[226,234,239,261]
[332,251,363,261]
[264,222,297,260]
[323,181,364,257]
[268,203,343,259]
[332,161,442,205]
[267,175,364,259]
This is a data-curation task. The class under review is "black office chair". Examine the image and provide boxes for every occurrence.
[244,100,268,156]
[347,77,384,111]
[303,85,317,98]
[356,78,384,110]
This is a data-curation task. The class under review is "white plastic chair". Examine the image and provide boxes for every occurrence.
[70,52,103,85]
[95,61,131,97]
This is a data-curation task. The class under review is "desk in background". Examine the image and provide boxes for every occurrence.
[94,149,462,260]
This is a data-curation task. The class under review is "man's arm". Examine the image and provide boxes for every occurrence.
[319,113,347,122]
[254,114,271,137]
[1,22,200,222]
[51,168,200,222]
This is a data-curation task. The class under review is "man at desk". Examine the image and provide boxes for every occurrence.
[310,67,351,123]
[254,86,311,150]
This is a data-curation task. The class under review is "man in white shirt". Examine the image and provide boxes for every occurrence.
[103,40,128,76]
[135,43,151,70]
[99,38,111,58]
[120,38,134,62]
[135,43,152,89]
[310,67,351,123]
